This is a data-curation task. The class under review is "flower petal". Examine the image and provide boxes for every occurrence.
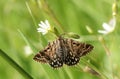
[39,22,47,29]
[109,17,116,28]
[98,30,108,34]
[45,20,50,28]
[102,23,111,31]
[37,28,46,32]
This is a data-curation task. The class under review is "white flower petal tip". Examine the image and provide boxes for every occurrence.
[102,23,111,31]
[98,17,116,35]
[37,20,51,35]
[98,30,109,34]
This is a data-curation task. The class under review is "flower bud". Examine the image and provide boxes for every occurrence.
[112,2,118,16]
[66,32,80,39]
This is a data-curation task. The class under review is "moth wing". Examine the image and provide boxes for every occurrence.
[33,38,64,68]
[64,39,93,66]
[33,51,49,63]
[33,42,55,63]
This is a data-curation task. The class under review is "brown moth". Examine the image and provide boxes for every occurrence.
[33,36,93,68]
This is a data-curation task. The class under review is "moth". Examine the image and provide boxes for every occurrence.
[33,36,93,68]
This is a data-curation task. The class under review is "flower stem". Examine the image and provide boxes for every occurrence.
[40,0,65,33]
[0,49,33,79]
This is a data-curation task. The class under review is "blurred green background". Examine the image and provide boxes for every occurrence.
[0,0,120,79]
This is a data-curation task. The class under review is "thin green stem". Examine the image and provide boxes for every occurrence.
[26,2,38,28]
[40,0,65,33]
[0,49,33,79]
[18,29,38,53]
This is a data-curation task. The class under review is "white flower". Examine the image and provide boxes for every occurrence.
[98,17,116,34]
[37,20,51,35]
